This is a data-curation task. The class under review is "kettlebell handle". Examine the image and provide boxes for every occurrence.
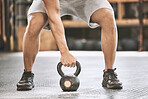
[57,61,81,77]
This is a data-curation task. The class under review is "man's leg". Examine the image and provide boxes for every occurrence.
[91,8,117,71]
[91,8,122,89]
[17,12,47,91]
[23,13,47,72]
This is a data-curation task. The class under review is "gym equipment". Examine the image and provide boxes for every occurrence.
[143,39,148,51]
[117,40,123,51]
[123,3,138,19]
[84,39,95,50]
[67,38,75,50]
[84,39,101,51]
[0,38,4,50]
[74,39,86,50]
[57,61,81,92]
[92,40,101,51]
[121,38,138,51]
[16,0,32,26]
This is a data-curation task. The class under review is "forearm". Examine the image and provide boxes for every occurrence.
[42,0,69,55]
[49,15,69,55]
[42,0,76,67]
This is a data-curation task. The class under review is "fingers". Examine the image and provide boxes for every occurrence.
[63,63,68,67]
[71,61,76,67]
[60,56,76,67]
[61,61,76,67]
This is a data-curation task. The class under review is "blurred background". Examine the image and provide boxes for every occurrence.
[0,0,148,52]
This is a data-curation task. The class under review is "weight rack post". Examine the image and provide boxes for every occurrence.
[138,0,143,51]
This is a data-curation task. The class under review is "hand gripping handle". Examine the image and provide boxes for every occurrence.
[57,61,81,77]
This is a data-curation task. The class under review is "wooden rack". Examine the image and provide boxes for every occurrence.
[63,19,148,28]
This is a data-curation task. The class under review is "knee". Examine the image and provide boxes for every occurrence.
[97,10,116,32]
[25,16,43,38]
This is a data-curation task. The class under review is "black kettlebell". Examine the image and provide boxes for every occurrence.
[57,61,81,92]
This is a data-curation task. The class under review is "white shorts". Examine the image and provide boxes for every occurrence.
[28,0,114,29]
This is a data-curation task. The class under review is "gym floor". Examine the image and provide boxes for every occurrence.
[0,51,148,99]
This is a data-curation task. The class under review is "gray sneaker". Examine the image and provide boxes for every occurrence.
[102,68,123,89]
[17,70,34,91]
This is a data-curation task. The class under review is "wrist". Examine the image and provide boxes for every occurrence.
[60,49,69,56]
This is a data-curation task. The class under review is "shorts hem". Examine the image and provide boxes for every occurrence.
[27,11,46,18]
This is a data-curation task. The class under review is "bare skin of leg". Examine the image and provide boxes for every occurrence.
[91,8,118,71]
[23,13,47,72]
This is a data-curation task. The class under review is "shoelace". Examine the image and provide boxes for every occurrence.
[21,72,32,80]
[109,68,118,80]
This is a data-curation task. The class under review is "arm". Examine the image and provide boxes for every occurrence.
[42,0,76,66]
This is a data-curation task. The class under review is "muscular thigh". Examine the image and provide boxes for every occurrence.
[91,8,115,27]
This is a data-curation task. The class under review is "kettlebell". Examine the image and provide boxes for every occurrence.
[57,61,81,92]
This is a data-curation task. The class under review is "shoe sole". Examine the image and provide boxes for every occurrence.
[106,84,122,89]
[102,82,123,89]
[17,85,34,91]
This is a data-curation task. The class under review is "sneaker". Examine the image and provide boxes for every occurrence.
[102,68,123,89]
[17,70,34,91]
